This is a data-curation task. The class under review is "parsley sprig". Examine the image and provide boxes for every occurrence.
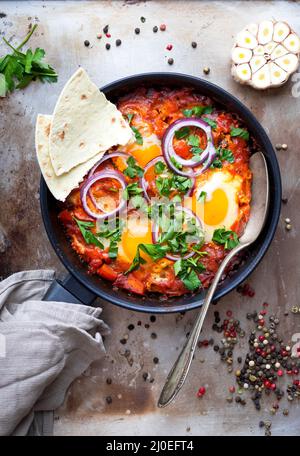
[124,156,144,178]
[211,146,235,168]
[0,24,58,97]
[212,228,239,250]
[230,127,249,141]
[126,113,143,145]
[74,219,104,249]
[182,105,213,117]
[174,256,205,291]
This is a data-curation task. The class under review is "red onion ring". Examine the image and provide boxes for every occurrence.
[162,118,217,177]
[88,151,130,178]
[141,156,195,202]
[152,206,203,261]
[80,170,126,219]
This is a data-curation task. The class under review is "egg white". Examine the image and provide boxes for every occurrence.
[194,169,242,242]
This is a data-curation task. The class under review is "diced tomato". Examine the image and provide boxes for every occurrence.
[113,273,145,295]
[73,207,95,222]
[97,264,118,281]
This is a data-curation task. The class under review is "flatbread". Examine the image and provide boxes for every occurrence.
[35,114,105,202]
[49,68,132,176]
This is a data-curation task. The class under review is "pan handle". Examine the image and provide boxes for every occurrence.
[43,273,96,306]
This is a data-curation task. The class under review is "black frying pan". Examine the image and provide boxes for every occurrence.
[40,73,282,313]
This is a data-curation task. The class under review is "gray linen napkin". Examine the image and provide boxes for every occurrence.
[0,270,109,436]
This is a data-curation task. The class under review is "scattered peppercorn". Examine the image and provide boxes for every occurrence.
[128,324,135,331]
[140,16,146,23]
[168,57,174,65]
[166,44,173,51]
[142,372,148,381]
[103,25,109,34]
[106,396,112,404]
[286,224,292,231]
[191,41,197,48]
[84,40,90,47]
[153,357,159,364]
[160,24,166,31]
[135,27,140,35]
[153,26,158,33]
[116,39,122,46]
[281,197,288,204]
[281,143,288,151]
[151,332,157,339]
[106,33,111,38]
[120,338,127,344]
[197,386,206,397]
[145,323,150,329]
[203,67,210,75]
[97,34,102,39]
[275,144,282,151]
[106,378,112,385]
[150,315,156,323]
[105,43,111,50]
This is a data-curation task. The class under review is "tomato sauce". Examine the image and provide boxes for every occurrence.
[59,87,252,298]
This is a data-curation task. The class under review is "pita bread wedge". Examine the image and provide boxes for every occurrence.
[36,114,105,202]
[49,68,132,176]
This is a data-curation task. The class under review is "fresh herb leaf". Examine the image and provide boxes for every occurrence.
[126,243,169,273]
[74,218,104,249]
[131,126,143,145]
[123,182,144,199]
[198,191,207,203]
[126,113,134,124]
[154,161,166,175]
[96,218,124,259]
[182,105,213,117]
[156,174,193,197]
[173,256,205,291]
[230,127,249,141]
[124,156,144,178]
[211,146,235,168]
[170,156,183,170]
[202,117,217,129]
[0,24,57,97]
[187,134,200,147]
[175,126,190,139]
[212,227,239,250]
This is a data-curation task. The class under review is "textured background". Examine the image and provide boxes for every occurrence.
[0,0,299,436]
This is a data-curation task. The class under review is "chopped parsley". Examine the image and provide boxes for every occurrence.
[96,218,124,259]
[124,156,144,178]
[182,105,213,118]
[198,191,207,203]
[230,127,249,141]
[126,243,169,273]
[156,174,193,197]
[126,113,143,145]
[123,182,144,199]
[174,256,205,291]
[211,146,235,168]
[187,134,203,156]
[212,228,239,250]
[154,160,166,174]
[175,126,190,139]
[202,117,217,129]
[74,218,104,249]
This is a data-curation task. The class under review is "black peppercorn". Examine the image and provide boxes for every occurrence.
[135,27,140,35]
[153,357,159,364]
[103,25,109,34]
[168,58,174,65]
[150,315,156,323]
[191,41,197,48]
[116,39,122,47]
[106,43,111,50]
[106,396,112,404]
[84,40,90,47]
[153,26,158,33]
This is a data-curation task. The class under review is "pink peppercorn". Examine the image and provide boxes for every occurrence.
[259,335,265,342]
[293,379,299,386]
[197,387,206,397]
[160,24,166,31]
[229,386,235,393]
[166,44,173,51]
[277,369,283,377]
[106,33,111,38]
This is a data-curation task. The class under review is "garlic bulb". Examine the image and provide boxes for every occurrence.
[231,20,300,89]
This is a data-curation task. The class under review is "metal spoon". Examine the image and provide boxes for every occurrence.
[158,152,269,408]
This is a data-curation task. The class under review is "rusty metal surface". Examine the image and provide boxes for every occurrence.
[0,0,300,436]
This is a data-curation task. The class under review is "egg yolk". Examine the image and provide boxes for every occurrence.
[127,144,161,167]
[203,189,229,226]
[120,214,153,262]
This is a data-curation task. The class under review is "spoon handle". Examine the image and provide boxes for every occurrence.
[158,244,244,408]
